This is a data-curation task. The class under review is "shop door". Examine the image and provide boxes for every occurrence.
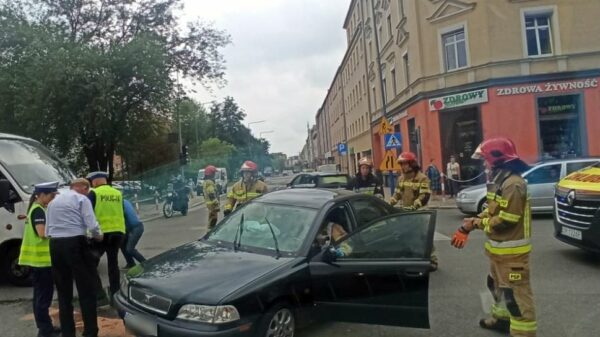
[439,107,484,185]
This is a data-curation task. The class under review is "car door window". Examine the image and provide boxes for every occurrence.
[566,161,598,175]
[349,198,391,227]
[336,212,434,260]
[316,204,353,246]
[300,175,315,185]
[525,164,561,184]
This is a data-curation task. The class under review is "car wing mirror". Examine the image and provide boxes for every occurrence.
[0,179,10,205]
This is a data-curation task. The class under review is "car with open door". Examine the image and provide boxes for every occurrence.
[115,188,436,337]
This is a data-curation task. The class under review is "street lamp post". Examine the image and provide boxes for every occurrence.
[247,120,266,134]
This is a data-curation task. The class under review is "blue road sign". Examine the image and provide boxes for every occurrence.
[338,142,347,155]
[384,133,402,150]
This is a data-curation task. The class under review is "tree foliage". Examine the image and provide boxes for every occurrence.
[0,0,230,178]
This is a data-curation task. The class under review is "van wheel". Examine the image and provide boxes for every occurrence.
[3,244,32,287]
[257,303,295,337]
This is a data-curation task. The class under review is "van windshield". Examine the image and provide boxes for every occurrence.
[0,138,75,194]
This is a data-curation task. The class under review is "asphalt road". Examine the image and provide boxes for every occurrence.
[2,178,600,336]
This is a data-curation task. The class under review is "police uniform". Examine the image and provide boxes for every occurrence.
[203,179,220,229]
[474,169,536,337]
[19,182,60,337]
[349,173,384,198]
[224,179,268,213]
[87,171,126,297]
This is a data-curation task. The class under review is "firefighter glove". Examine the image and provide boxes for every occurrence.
[451,226,470,249]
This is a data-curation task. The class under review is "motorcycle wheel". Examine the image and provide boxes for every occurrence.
[163,201,174,218]
[181,204,188,216]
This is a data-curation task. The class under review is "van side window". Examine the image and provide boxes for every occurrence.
[567,161,598,175]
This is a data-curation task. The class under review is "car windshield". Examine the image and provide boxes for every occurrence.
[206,202,318,254]
[0,138,75,194]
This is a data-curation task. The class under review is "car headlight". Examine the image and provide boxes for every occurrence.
[458,192,466,199]
[177,304,240,324]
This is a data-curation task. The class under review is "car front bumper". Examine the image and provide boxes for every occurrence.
[554,217,600,253]
[114,293,256,337]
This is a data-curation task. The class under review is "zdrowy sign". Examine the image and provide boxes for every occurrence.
[429,89,488,111]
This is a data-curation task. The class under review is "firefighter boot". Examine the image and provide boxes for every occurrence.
[480,317,510,334]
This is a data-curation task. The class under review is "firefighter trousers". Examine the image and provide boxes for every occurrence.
[207,205,219,230]
[487,253,537,337]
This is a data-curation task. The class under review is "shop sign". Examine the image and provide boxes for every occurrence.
[429,89,488,111]
[496,78,598,96]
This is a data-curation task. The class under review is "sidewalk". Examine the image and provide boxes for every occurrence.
[383,187,457,209]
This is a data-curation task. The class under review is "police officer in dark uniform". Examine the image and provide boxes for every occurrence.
[19,182,60,337]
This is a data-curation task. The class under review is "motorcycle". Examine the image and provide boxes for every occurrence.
[163,183,190,218]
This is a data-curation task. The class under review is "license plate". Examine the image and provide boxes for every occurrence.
[561,226,582,240]
[124,312,158,336]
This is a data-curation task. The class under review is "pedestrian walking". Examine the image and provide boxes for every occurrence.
[86,171,126,300]
[203,165,220,230]
[348,157,384,198]
[46,178,103,337]
[426,159,441,195]
[451,137,536,337]
[120,199,146,268]
[446,155,461,198]
[18,182,61,337]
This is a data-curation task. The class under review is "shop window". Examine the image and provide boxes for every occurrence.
[442,28,467,71]
[523,11,553,57]
[538,95,583,159]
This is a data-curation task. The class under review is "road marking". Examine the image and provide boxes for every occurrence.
[434,231,451,241]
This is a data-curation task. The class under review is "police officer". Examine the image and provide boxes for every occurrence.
[348,157,384,198]
[224,161,268,215]
[390,152,438,270]
[203,165,220,229]
[451,137,536,337]
[19,182,60,337]
[46,178,103,337]
[86,171,126,299]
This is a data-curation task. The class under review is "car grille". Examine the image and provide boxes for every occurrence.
[555,189,600,230]
[130,287,172,315]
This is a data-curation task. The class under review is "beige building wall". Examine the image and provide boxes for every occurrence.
[323,69,349,173]
[363,0,600,121]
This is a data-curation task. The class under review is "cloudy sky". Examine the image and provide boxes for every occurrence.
[181,0,349,156]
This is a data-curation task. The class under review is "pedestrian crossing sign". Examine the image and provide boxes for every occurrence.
[384,133,402,150]
[379,150,402,171]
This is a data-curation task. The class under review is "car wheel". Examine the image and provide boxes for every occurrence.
[477,198,488,214]
[258,303,295,337]
[3,244,32,287]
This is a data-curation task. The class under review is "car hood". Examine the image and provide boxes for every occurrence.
[128,241,293,305]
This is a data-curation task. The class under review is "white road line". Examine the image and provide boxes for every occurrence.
[434,231,451,241]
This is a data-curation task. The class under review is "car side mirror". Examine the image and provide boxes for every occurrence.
[322,245,338,263]
[0,179,15,213]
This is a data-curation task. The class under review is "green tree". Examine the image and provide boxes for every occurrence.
[0,0,230,178]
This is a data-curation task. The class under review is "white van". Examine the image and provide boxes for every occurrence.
[197,167,228,196]
[0,133,75,286]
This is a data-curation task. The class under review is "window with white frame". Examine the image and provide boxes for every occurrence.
[372,87,377,110]
[524,11,553,57]
[442,28,467,71]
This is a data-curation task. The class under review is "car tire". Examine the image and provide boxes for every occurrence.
[477,198,488,214]
[3,243,32,287]
[257,302,295,337]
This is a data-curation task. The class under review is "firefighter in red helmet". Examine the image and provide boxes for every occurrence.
[390,152,431,210]
[223,161,268,215]
[451,137,536,337]
[203,165,220,229]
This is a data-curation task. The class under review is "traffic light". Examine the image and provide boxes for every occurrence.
[180,145,189,165]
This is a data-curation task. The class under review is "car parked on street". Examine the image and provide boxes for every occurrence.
[287,172,350,189]
[115,189,436,337]
[456,158,600,215]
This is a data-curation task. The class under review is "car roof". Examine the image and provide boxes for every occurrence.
[0,133,36,142]
[258,188,354,208]
[300,172,348,177]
